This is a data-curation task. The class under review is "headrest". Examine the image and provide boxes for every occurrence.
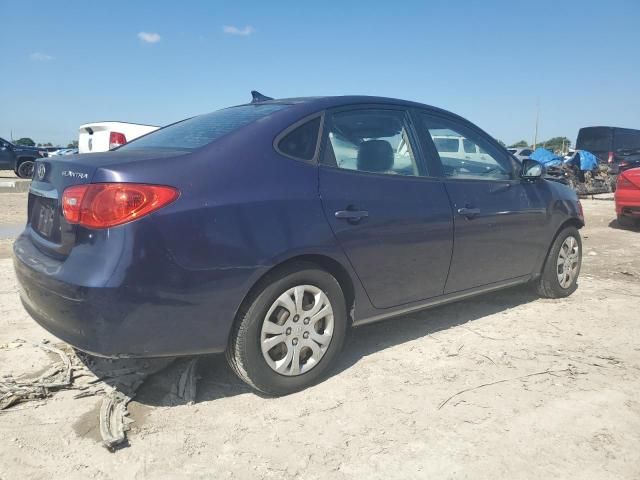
[357,140,394,172]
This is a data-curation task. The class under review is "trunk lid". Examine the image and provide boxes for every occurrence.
[28,150,178,257]
[622,167,640,189]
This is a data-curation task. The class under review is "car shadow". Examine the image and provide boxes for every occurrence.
[90,283,539,408]
[608,218,640,231]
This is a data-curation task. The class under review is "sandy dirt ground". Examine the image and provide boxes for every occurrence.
[0,196,639,479]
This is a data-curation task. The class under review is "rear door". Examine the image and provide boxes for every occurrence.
[319,106,453,309]
[415,111,550,293]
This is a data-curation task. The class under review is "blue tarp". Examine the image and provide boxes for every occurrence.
[564,150,598,171]
[530,147,562,167]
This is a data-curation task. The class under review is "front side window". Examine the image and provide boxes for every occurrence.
[120,104,288,151]
[323,109,419,177]
[420,116,512,180]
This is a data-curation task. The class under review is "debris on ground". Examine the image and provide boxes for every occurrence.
[0,339,178,450]
[99,390,134,450]
[175,358,199,405]
[0,340,73,410]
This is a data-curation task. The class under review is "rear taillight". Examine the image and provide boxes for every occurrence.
[109,131,127,150]
[607,151,614,164]
[62,183,179,229]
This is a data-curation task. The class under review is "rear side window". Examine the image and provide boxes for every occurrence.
[276,117,321,161]
[322,109,420,177]
[120,104,288,151]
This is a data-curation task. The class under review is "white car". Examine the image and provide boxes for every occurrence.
[431,134,493,163]
[78,122,159,153]
[507,147,534,161]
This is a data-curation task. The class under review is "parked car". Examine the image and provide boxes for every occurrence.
[0,138,47,178]
[507,147,534,161]
[49,148,77,157]
[615,167,640,228]
[78,122,159,153]
[431,134,494,164]
[576,126,640,173]
[14,94,584,395]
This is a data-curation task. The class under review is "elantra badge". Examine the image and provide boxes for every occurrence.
[62,170,89,180]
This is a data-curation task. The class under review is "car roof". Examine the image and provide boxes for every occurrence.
[236,95,458,117]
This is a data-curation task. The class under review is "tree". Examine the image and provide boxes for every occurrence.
[15,137,35,147]
[509,140,529,148]
[541,136,571,153]
[496,139,506,147]
[67,140,79,148]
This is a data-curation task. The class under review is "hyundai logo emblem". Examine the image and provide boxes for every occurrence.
[37,163,46,181]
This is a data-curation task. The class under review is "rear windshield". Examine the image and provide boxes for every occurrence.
[576,127,613,152]
[614,130,640,150]
[119,104,288,151]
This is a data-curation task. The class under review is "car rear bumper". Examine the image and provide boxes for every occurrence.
[615,191,640,217]
[13,232,246,358]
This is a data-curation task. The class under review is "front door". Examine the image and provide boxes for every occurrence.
[319,107,453,309]
[0,139,14,169]
[416,112,550,293]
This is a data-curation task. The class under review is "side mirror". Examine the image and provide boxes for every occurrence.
[521,159,543,179]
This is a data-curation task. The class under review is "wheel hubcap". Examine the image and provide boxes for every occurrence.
[557,235,580,288]
[260,285,334,376]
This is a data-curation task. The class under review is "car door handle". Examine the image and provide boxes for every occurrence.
[335,209,369,221]
[457,207,481,218]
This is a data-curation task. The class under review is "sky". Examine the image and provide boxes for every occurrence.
[1,0,639,146]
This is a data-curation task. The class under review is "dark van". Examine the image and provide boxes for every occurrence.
[576,126,640,173]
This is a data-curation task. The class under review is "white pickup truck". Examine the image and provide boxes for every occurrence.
[78,121,159,153]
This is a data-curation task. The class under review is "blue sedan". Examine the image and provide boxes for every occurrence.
[14,93,583,395]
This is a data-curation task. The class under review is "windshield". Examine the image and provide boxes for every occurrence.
[119,104,288,151]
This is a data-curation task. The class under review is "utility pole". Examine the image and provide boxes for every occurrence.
[533,99,539,149]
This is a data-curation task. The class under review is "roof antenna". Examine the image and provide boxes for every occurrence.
[251,90,274,103]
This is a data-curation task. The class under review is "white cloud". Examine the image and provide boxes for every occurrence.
[137,32,161,44]
[29,52,53,62]
[222,25,255,36]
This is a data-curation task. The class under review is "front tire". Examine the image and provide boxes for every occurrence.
[535,226,582,298]
[227,263,347,395]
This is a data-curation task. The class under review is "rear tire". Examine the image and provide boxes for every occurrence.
[226,262,347,396]
[16,159,35,179]
[535,226,582,299]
